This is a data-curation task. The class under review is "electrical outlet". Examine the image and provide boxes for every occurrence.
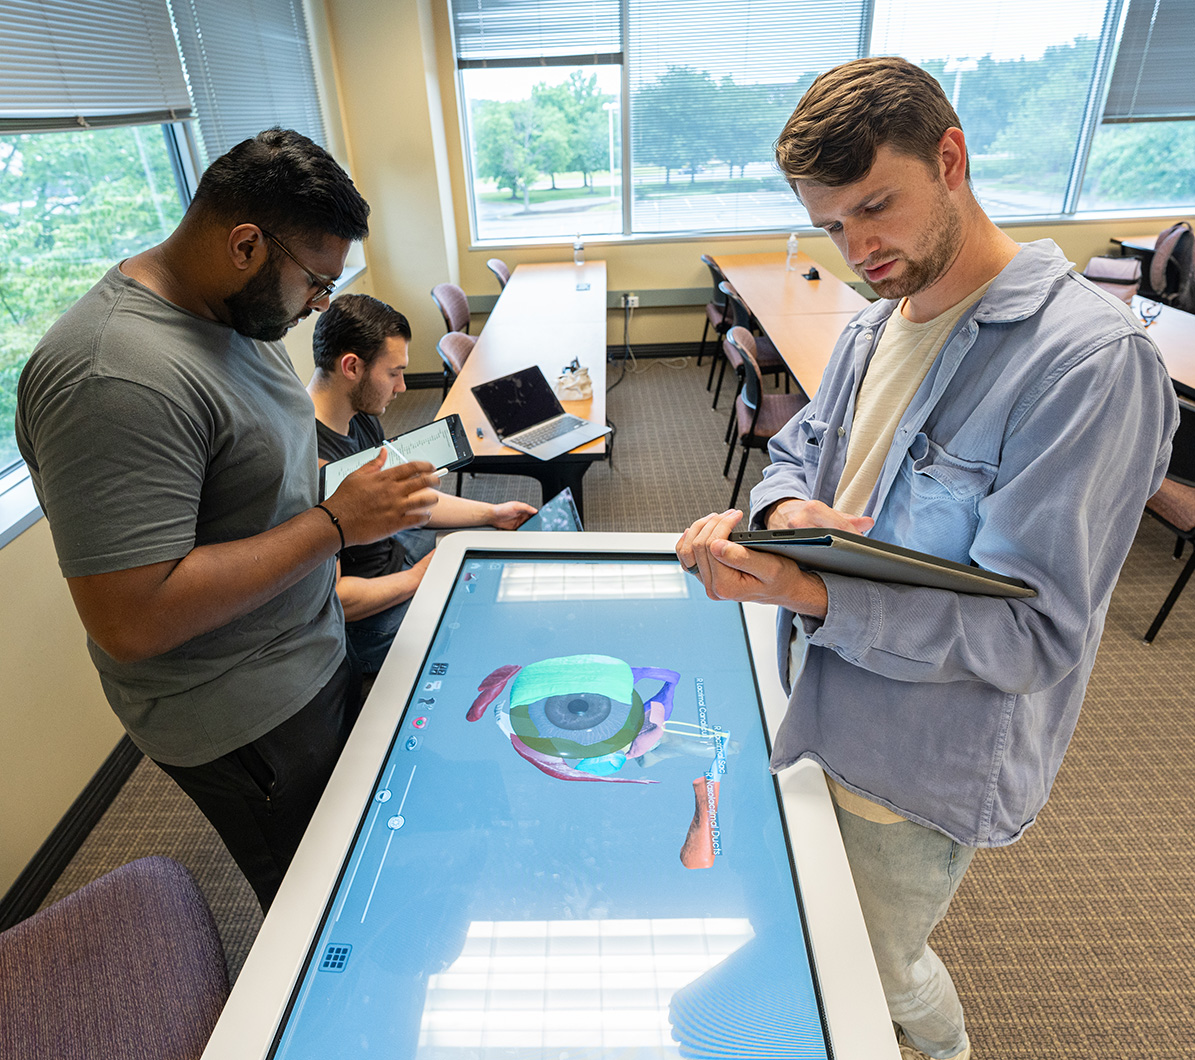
[622,293,639,309]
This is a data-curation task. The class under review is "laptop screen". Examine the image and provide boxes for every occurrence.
[472,366,564,437]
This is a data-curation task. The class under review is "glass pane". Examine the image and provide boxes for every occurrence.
[0,126,183,474]
[1078,120,1195,212]
[627,0,868,235]
[870,0,1110,218]
[463,67,623,241]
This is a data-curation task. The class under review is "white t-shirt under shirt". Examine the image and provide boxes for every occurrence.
[801,282,992,823]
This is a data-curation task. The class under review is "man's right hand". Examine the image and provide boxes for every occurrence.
[764,497,875,534]
[324,449,442,546]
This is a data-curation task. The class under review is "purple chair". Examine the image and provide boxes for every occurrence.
[0,856,228,1060]
[436,331,476,399]
[712,281,788,413]
[430,282,471,335]
[486,258,511,290]
[723,327,808,509]
[699,254,732,377]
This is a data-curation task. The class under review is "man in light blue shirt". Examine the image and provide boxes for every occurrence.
[678,58,1176,1060]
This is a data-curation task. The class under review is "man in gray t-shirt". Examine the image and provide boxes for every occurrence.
[15,129,441,910]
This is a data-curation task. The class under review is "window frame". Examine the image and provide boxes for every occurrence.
[450,0,1195,250]
[0,118,204,544]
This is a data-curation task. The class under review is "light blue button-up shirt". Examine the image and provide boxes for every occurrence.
[750,240,1177,847]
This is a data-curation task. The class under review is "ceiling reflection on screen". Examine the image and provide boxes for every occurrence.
[418,917,755,1053]
[496,562,689,602]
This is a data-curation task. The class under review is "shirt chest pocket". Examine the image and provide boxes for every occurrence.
[799,418,831,488]
[889,433,997,563]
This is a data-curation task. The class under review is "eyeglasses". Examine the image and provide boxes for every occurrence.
[1139,300,1162,329]
[260,228,336,303]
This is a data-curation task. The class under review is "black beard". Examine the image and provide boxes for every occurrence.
[224,256,294,341]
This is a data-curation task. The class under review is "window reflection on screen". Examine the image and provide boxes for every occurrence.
[271,553,830,1060]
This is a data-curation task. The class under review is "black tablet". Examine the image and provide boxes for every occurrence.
[730,527,1035,598]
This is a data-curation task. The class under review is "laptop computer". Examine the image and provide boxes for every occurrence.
[471,365,611,461]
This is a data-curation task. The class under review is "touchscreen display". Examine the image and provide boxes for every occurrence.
[271,553,831,1060]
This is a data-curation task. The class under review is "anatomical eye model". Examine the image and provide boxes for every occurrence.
[466,653,730,868]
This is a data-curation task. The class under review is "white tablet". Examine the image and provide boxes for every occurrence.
[204,533,897,1060]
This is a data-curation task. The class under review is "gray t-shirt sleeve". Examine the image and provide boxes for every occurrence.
[32,375,208,578]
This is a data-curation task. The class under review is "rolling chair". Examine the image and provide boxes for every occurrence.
[1143,396,1195,643]
[0,856,228,1060]
[698,254,731,375]
[723,326,808,509]
[436,331,476,399]
[430,282,471,336]
[712,281,789,415]
[486,258,511,290]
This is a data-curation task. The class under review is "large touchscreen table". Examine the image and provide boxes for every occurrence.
[204,533,896,1060]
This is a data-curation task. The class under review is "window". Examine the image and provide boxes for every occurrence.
[450,0,1195,243]
[0,127,185,475]
[0,0,332,545]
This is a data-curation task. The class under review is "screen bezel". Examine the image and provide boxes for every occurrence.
[200,532,899,1060]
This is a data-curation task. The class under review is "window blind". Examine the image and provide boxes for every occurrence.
[0,0,193,133]
[1103,0,1195,122]
[450,0,622,65]
[168,0,327,163]
[628,0,869,233]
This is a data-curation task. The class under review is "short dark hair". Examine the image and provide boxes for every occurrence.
[312,294,411,371]
[190,127,370,243]
[775,57,968,190]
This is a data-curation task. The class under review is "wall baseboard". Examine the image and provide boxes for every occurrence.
[0,736,142,930]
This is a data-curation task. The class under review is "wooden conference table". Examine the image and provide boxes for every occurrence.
[1134,294,1195,399]
[712,251,870,397]
[436,260,608,519]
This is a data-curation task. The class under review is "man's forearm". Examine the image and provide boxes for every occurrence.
[337,568,421,621]
[425,492,492,528]
[68,506,342,663]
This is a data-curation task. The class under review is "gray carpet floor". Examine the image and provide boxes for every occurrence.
[40,356,1195,1057]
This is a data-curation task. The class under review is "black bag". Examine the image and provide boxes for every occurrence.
[1148,221,1195,313]
[1082,255,1141,304]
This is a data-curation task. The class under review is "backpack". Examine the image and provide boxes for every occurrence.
[1148,221,1195,313]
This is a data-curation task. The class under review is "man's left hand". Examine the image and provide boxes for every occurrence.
[675,509,829,618]
[490,501,538,529]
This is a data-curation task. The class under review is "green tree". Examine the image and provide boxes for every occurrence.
[986,39,1100,183]
[714,78,780,179]
[0,126,182,470]
[633,66,718,185]
[1085,121,1195,205]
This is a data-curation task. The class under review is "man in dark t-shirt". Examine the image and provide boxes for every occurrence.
[308,294,536,672]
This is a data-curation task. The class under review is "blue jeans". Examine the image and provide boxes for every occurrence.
[833,801,977,1059]
[345,528,438,674]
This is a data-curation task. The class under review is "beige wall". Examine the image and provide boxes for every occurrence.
[2,0,1185,897]
[0,520,124,896]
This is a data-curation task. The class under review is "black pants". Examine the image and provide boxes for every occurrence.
[156,656,363,911]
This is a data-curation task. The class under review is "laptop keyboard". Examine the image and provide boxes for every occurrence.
[514,417,584,448]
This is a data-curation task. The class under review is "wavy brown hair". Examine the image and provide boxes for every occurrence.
[775,57,968,190]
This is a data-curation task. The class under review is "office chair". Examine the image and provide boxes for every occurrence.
[698,254,732,375]
[713,281,789,415]
[723,327,808,509]
[1143,397,1195,643]
[0,856,228,1060]
[430,282,471,335]
[486,258,511,290]
[436,331,476,399]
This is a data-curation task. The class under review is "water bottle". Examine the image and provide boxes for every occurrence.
[785,232,799,271]
[573,234,585,265]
